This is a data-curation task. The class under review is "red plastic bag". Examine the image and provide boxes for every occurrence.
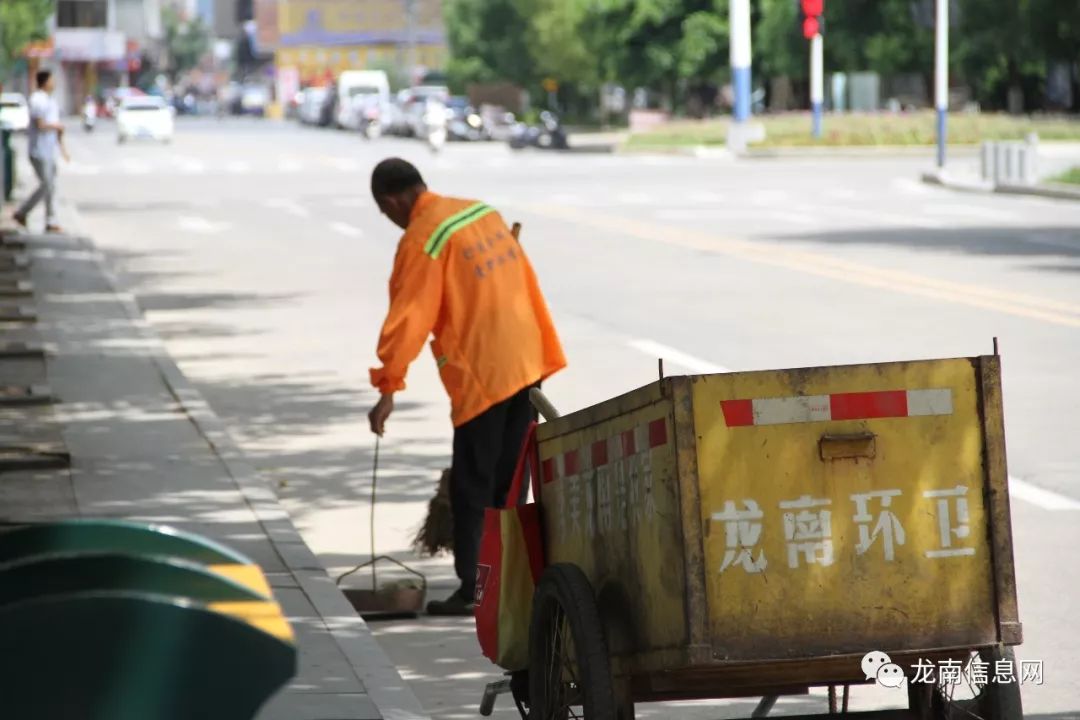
[475,421,545,671]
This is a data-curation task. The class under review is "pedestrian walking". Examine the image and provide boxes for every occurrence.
[366,158,567,616]
[14,69,69,233]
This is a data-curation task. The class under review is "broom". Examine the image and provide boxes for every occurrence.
[412,466,454,556]
[411,221,524,558]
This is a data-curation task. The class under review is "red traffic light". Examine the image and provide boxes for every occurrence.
[803,15,820,39]
[801,0,824,16]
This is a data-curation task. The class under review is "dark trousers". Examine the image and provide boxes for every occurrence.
[451,384,537,595]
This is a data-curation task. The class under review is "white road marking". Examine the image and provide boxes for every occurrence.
[770,209,820,226]
[326,157,360,172]
[1009,477,1080,511]
[627,339,730,374]
[824,187,859,200]
[750,189,790,206]
[486,157,511,168]
[652,207,817,227]
[551,192,583,205]
[66,162,102,175]
[177,215,231,234]
[171,155,206,174]
[689,191,724,204]
[263,198,310,218]
[616,192,652,205]
[120,158,152,175]
[333,197,368,208]
[278,158,304,173]
[329,221,364,237]
[225,160,251,174]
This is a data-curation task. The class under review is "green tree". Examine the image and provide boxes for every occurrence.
[162,5,211,82]
[755,0,805,79]
[0,0,52,81]
[956,0,1079,111]
[443,0,536,90]
[590,0,730,107]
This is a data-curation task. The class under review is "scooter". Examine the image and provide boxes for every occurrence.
[82,100,97,132]
[358,105,382,140]
[422,101,448,153]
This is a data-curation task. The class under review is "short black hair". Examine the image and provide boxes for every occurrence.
[36,70,51,88]
[371,158,424,196]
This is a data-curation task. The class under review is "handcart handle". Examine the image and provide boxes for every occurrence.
[529,388,560,421]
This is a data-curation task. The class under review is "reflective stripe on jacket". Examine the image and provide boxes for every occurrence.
[370,191,567,427]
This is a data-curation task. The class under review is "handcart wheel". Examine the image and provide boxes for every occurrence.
[529,564,617,720]
[908,646,1024,720]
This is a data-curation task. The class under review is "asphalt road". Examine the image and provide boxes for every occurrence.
[48,116,1080,719]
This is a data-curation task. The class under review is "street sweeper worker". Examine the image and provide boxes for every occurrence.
[366,157,567,616]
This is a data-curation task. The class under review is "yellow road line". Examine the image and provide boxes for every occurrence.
[515,203,1080,329]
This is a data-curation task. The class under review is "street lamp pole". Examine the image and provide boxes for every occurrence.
[730,0,752,124]
[934,0,949,168]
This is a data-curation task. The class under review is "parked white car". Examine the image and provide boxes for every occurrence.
[0,93,30,132]
[299,87,329,126]
[335,70,390,130]
[117,96,174,144]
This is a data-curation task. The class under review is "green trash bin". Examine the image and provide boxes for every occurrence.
[1,126,13,202]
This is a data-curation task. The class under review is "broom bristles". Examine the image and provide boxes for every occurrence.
[412,468,455,556]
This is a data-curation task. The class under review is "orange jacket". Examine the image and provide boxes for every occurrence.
[371,191,567,427]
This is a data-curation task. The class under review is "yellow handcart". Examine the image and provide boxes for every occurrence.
[493,349,1022,720]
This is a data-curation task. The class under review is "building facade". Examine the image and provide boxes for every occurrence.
[256,0,447,91]
[49,0,162,112]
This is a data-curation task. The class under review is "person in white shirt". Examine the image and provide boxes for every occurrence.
[14,69,69,233]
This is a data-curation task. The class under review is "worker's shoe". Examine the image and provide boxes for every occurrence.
[426,588,475,616]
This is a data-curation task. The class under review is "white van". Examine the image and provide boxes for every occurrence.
[335,70,390,130]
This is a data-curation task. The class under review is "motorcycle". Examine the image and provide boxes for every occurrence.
[508,110,568,151]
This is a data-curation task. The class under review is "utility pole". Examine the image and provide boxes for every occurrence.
[811,32,823,139]
[404,0,417,83]
[934,0,949,168]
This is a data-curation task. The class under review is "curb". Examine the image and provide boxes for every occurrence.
[616,144,982,160]
[71,226,431,720]
[997,182,1080,201]
[921,171,1080,201]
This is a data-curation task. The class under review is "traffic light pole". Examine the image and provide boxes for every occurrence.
[811,33,824,139]
[935,0,949,168]
[730,0,752,124]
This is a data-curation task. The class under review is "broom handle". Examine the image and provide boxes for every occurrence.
[371,436,379,591]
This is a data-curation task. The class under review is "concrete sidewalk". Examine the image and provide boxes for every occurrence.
[0,226,429,720]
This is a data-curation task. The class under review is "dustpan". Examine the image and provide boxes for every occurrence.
[336,437,427,619]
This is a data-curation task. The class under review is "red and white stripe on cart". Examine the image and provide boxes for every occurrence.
[542,418,669,484]
[720,388,953,428]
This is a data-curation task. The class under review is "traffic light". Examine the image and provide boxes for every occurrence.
[799,0,824,39]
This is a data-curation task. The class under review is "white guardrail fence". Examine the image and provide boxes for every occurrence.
[981,134,1039,187]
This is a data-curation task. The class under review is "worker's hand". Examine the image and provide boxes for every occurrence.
[61,147,71,163]
[368,393,395,436]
